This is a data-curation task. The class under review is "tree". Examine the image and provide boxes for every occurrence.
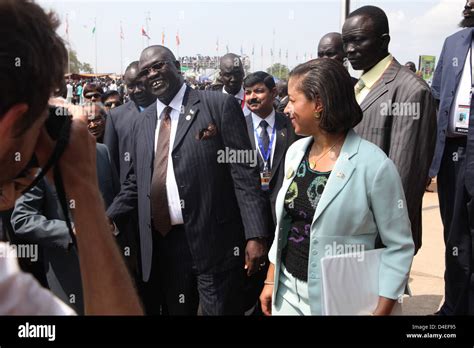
[67,50,93,74]
[266,63,289,80]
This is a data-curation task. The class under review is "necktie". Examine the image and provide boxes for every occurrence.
[354,79,366,103]
[259,120,270,171]
[151,106,172,236]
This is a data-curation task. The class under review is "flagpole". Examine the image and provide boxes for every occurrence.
[120,21,123,74]
[271,29,275,73]
[145,11,151,46]
[94,17,97,74]
[252,44,255,73]
[66,13,70,74]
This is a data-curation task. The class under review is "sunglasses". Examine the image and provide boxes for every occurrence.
[138,61,173,77]
[84,93,101,99]
[104,101,122,108]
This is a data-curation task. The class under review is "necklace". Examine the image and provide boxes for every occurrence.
[308,136,344,170]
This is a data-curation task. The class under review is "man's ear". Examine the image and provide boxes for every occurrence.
[270,87,278,99]
[0,103,29,136]
[380,33,391,51]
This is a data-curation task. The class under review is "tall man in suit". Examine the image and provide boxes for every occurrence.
[429,0,474,315]
[106,45,269,315]
[103,61,156,308]
[10,144,120,314]
[243,71,296,314]
[219,53,251,116]
[342,5,437,253]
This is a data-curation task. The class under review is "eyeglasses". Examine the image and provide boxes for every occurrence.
[138,61,173,77]
[104,101,122,108]
[84,93,101,99]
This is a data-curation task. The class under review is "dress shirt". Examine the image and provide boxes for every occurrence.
[154,83,187,225]
[251,110,276,168]
[355,54,394,104]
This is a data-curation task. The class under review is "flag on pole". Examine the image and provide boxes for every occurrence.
[261,45,263,57]
[141,27,151,39]
[279,48,282,60]
[161,30,165,45]
[216,38,219,52]
[252,45,255,56]
[92,26,96,35]
[286,49,288,59]
[120,23,124,40]
[176,31,180,46]
[270,48,273,57]
[65,14,69,35]
[240,44,243,56]
[226,44,229,53]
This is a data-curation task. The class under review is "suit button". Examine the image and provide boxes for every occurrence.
[445,111,448,115]
[147,194,150,198]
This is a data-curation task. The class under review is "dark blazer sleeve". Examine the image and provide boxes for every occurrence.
[217,95,269,240]
[105,123,139,220]
[431,39,447,101]
[389,82,437,215]
[103,110,120,176]
[10,179,72,250]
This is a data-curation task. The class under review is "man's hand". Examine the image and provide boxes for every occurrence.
[260,284,273,316]
[245,238,268,276]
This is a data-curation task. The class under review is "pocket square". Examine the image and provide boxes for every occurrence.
[196,123,218,140]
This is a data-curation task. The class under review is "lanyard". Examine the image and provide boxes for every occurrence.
[254,123,276,165]
[241,95,246,109]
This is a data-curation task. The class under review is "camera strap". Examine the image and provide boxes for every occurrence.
[21,119,77,249]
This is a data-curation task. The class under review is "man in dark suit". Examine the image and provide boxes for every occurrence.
[106,45,269,315]
[219,53,251,116]
[10,144,119,314]
[104,61,156,184]
[342,5,437,253]
[429,0,474,315]
[242,71,296,315]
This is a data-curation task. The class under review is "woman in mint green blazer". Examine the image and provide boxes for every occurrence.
[259,59,415,316]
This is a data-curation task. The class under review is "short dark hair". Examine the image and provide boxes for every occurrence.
[0,0,67,135]
[289,58,362,134]
[347,5,389,37]
[243,71,276,91]
[101,90,120,104]
[83,83,104,96]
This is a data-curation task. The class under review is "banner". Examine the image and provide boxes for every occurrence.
[418,55,436,85]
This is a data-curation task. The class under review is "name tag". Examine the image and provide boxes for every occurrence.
[454,104,470,134]
[260,168,271,191]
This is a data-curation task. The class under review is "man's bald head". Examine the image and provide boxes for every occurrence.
[124,61,139,84]
[219,53,244,95]
[317,32,346,63]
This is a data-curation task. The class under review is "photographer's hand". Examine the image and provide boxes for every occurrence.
[35,101,143,315]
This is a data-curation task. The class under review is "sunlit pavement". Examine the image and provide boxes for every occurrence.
[403,179,445,315]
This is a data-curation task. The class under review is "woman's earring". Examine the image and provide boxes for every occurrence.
[314,112,321,119]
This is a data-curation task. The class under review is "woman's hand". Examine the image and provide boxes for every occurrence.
[260,262,275,316]
[372,296,396,316]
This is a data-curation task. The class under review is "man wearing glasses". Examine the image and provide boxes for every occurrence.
[107,45,269,315]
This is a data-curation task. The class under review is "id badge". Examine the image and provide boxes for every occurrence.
[455,104,470,134]
[260,167,271,191]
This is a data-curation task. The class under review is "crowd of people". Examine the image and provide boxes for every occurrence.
[0,0,473,317]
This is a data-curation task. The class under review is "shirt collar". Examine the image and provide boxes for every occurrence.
[223,86,245,101]
[252,109,276,130]
[156,83,187,118]
[359,54,393,90]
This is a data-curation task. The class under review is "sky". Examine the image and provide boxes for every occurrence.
[37,0,464,74]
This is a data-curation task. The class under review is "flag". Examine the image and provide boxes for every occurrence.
[176,31,180,46]
[286,49,288,59]
[92,26,96,35]
[65,14,69,36]
[216,38,219,52]
[261,45,263,57]
[161,30,165,45]
[141,27,151,39]
[279,48,282,60]
[252,45,255,56]
[226,44,229,53]
[240,44,243,56]
[270,48,273,57]
[120,23,124,40]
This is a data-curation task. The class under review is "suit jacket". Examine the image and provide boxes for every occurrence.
[107,86,269,282]
[104,101,142,184]
[430,28,472,178]
[354,58,437,253]
[245,112,297,226]
[268,130,415,315]
[10,144,119,314]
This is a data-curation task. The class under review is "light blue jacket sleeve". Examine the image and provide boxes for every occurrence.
[371,158,415,300]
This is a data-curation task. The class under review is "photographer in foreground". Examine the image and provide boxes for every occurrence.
[0,0,142,315]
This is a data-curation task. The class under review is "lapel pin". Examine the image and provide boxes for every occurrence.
[286,168,295,179]
[281,131,285,137]
[336,172,345,179]
[190,109,195,115]
[185,115,192,121]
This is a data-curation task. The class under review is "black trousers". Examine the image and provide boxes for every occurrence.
[144,225,244,315]
[439,157,474,315]
[437,137,467,243]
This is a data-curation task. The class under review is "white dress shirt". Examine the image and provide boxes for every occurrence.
[0,242,76,315]
[251,110,276,168]
[223,86,251,116]
[154,83,187,225]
